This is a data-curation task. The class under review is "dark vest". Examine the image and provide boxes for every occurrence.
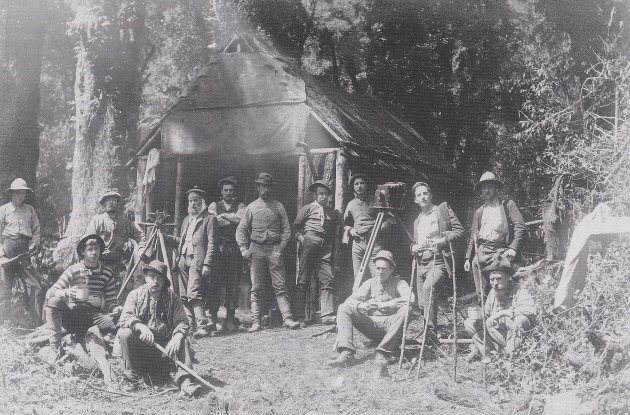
[217,200,239,241]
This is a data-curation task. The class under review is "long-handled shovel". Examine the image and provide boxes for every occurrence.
[416,250,437,380]
[398,256,418,369]
[153,342,223,392]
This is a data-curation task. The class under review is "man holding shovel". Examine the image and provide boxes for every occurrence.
[118,259,202,396]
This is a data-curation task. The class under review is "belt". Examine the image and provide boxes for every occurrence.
[252,240,280,246]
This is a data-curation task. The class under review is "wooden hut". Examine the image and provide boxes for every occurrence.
[129,34,467,317]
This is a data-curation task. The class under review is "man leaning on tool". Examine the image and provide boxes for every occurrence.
[0,178,44,324]
[343,173,395,284]
[118,259,202,396]
[410,182,464,343]
[85,189,145,279]
[464,257,536,361]
[236,173,299,332]
[464,172,525,296]
[207,176,246,332]
[167,186,217,337]
[45,234,122,356]
[329,251,412,378]
[293,180,340,327]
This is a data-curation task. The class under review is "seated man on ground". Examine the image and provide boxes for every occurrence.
[46,234,122,355]
[464,257,536,361]
[329,251,412,378]
[118,260,201,396]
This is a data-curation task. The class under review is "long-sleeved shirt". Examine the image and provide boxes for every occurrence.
[345,275,412,316]
[118,284,189,340]
[344,195,394,236]
[236,198,291,252]
[485,282,536,320]
[48,261,117,312]
[0,202,40,246]
[466,199,525,260]
[293,201,338,240]
[208,199,245,241]
[85,213,145,263]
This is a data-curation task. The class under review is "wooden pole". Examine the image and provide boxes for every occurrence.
[174,158,184,235]
[334,150,346,213]
[416,250,437,380]
[449,242,458,382]
[158,230,174,288]
[153,342,222,392]
[399,256,418,368]
[135,156,147,223]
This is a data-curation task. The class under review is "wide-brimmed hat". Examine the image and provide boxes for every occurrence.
[99,189,122,204]
[6,178,32,192]
[473,172,503,193]
[481,256,514,276]
[76,234,105,258]
[348,173,368,187]
[372,250,396,267]
[218,176,239,189]
[142,259,170,288]
[254,173,276,185]
[308,180,332,194]
[186,186,206,197]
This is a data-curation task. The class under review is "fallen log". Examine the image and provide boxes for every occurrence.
[85,326,117,384]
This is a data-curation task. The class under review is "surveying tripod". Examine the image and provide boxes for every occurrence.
[116,211,176,303]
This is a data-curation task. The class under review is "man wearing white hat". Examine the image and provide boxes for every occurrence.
[86,188,145,280]
[0,178,44,324]
[464,172,525,297]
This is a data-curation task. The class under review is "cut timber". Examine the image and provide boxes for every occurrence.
[85,326,117,384]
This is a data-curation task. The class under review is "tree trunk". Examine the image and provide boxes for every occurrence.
[0,0,45,191]
[55,0,147,268]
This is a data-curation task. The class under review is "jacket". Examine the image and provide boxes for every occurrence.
[169,210,217,268]
[411,202,464,259]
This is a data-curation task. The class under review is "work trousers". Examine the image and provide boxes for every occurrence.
[336,302,409,354]
[0,238,44,324]
[351,237,382,285]
[295,233,335,319]
[118,327,193,386]
[178,254,205,302]
[46,297,116,344]
[207,240,242,315]
[249,242,288,304]
[472,243,509,297]
[464,314,533,355]
[416,254,450,330]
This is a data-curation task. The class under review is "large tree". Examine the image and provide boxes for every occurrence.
[0,0,46,190]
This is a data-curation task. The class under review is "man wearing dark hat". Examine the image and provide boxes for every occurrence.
[343,173,395,284]
[329,250,412,378]
[410,182,464,342]
[0,178,44,324]
[117,259,201,396]
[236,173,299,331]
[207,176,246,331]
[465,172,525,296]
[45,234,121,353]
[168,186,217,336]
[293,180,340,327]
[464,257,536,361]
[85,188,145,275]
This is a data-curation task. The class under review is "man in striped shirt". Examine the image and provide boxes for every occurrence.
[45,234,122,352]
[464,257,536,361]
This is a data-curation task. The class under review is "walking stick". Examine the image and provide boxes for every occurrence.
[472,236,488,390]
[153,342,221,392]
[398,255,418,369]
[416,250,437,380]
[117,226,158,303]
[449,242,458,382]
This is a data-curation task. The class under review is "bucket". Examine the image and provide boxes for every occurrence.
[467,306,483,320]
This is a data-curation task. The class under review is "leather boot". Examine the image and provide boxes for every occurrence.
[277,295,299,329]
[222,309,238,332]
[46,307,64,358]
[248,301,261,332]
[294,290,307,328]
[328,350,354,367]
[320,290,335,324]
[192,302,209,337]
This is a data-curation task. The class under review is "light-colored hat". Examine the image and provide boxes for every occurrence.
[186,186,206,197]
[6,178,32,192]
[473,172,503,192]
[308,179,332,194]
[372,250,396,267]
[99,189,122,204]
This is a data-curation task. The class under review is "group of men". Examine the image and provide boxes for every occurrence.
[0,168,538,390]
